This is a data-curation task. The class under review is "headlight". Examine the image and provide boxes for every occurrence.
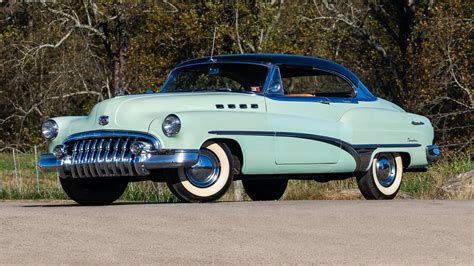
[162,114,181,137]
[41,119,59,140]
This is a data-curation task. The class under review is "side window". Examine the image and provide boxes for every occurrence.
[280,66,355,97]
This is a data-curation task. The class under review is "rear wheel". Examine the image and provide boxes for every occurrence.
[357,152,403,200]
[242,179,288,201]
[166,142,234,203]
[60,178,128,205]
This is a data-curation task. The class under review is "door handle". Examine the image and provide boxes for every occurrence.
[319,100,330,105]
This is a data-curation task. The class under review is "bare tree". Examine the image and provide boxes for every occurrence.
[22,1,134,96]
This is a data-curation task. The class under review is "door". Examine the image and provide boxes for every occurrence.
[266,96,341,164]
[265,66,355,165]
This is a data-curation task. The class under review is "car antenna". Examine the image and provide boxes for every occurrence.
[209,27,217,63]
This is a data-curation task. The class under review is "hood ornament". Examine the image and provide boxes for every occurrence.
[98,115,109,126]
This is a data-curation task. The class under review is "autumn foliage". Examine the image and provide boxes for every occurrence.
[0,1,471,153]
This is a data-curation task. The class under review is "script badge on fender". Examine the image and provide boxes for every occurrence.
[98,115,109,126]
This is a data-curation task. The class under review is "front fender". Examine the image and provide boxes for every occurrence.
[147,110,268,150]
[46,116,87,152]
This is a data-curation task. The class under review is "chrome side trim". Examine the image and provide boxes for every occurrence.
[209,130,421,172]
[267,96,359,104]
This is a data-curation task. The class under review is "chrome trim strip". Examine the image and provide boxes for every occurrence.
[353,143,421,149]
[76,140,85,178]
[83,140,92,177]
[64,130,160,150]
[209,130,421,172]
[119,138,129,175]
[103,139,112,176]
[88,139,98,176]
[138,151,199,169]
[71,142,79,178]
[125,143,134,175]
[95,139,105,176]
[266,96,359,104]
[160,61,272,96]
[171,54,378,101]
[110,138,120,176]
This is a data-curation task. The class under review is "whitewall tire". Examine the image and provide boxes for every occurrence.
[166,142,234,202]
[357,152,403,200]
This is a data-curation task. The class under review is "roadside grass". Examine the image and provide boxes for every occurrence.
[400,154,473,199]
[0,152,471,202]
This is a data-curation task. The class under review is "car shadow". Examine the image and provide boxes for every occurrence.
[21,201,184,208]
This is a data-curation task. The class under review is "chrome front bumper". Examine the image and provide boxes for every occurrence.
[39,150,200,178]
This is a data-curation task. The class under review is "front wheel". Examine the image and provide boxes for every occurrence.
[60,178,128,205]
[242,179,288,201]
[166,142,234,203]
[357,152,403,200]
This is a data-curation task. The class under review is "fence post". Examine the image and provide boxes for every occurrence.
[0,155,2,193]
[57,172,61,188]
[152,182,163,201]
[233,180,243,201]
[154,182,163,196]
[12,149,20,192]
[34,145,40,194]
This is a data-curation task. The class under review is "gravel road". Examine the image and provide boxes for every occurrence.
[0,200,472,264]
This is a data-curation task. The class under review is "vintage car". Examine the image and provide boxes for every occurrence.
[39,54,439,205]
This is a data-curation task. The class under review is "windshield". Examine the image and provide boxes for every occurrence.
[160,62,269,93]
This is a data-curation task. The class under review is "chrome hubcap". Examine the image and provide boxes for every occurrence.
[185,150,220,188]
[375,154,396,187]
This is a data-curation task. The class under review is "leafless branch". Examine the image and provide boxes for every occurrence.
[235,7,244,54]
[162,0,178,13]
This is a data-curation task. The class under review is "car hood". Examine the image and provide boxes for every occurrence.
[87,92,262,130]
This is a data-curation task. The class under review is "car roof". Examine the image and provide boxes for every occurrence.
[177,53,361,85]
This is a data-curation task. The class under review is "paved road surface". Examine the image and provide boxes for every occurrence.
[0,200,472,264]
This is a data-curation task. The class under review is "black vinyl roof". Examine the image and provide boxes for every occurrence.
[177,54,361,85]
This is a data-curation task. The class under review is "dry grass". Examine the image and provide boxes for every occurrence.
[0,152,472,201]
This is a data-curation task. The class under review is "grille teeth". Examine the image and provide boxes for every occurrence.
[66,137,145,178]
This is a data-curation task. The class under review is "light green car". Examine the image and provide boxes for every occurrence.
[39,54,439,205]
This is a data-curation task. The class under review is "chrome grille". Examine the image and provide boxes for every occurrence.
[63,133,156,178]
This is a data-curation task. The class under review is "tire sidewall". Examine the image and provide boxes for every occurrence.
[357,152,404,200]
[167,142,234,202]
[60,178,128,205]
[372,153,403,196]
[242,179,288,201]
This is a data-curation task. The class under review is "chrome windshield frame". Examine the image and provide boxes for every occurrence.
[158,61,273,95]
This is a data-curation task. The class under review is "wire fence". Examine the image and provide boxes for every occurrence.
[1,107,471,201]
[0,147,64,199]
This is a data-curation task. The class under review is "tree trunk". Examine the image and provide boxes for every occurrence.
[113,14,128,96]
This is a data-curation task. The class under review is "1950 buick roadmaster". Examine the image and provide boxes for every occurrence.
[39,54,440,205]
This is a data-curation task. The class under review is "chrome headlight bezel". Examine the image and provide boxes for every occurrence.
[41,119,59,140]
[162,114,181,137]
